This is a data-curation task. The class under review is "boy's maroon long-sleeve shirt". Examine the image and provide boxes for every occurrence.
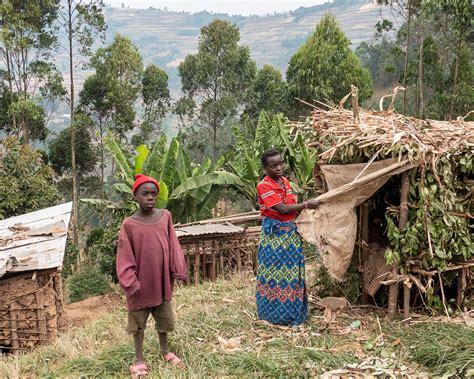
[116,210,187,311]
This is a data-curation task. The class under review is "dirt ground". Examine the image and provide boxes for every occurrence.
[60,292,122,329]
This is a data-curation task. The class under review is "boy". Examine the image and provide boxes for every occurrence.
[117,174,187,377]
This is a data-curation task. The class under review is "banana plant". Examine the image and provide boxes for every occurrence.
[83,130,246,223]
[227,111,318,204]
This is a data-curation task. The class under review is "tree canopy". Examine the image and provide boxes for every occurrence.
[286,13,373,114]
[0,136,59,219]
[177,19,256,157]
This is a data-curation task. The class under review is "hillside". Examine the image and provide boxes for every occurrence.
[54,0,396,98]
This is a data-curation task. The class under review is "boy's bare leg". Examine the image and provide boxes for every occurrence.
[158,332,169,355]
[159,332,184,367]
[133,331,145,363]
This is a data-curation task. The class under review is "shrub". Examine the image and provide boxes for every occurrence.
[85,228,119,283]
[66,265,111,303]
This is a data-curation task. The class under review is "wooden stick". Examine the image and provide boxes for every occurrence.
[35,289,47,345]
[219,241,224,278]
[388,172,409,320]
[361,203,369,304]
[456,268,466,308]
[194,243,200,285]
[403,282,411,319]
[185,255,190,285]
[211,240,217,281]
[437,270,450,320]
[202,242,207,279]
[410,262,474,276]
[9,305,19,355]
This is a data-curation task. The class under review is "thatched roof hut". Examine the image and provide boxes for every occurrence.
[294,97,473,318]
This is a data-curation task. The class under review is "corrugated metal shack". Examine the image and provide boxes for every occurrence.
[175,213,261,285]
[0,203,72,355]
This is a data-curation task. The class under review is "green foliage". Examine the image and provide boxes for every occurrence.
[244,64,287,122]
[62,242,80,279]
[81,33,144,136]
[133,64,171,146]
[0,0,61,97]
[177,19,257,156]
[85,228,119,282]
[48,114,97,175]
[286,13,373,114]
[82,132,234,223]
[7,99,48,142]
[427,46,473,120]
[361,0,473,120]
[0,136,59,219]
[60,0,107,57]
[66,264,111,303]
[229,111,318,204]
[313,260,362,304]
[385,155,473,270]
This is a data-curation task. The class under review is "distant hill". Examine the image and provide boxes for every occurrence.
[54,0,394,98]
[49,0,395,132]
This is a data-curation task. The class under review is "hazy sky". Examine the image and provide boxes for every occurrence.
[105,1,328,16]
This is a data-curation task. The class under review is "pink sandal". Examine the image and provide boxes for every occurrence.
[163,352,185,368]
[130,362,149,378]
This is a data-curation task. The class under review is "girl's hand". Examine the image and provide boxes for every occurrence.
[306,199,321,209]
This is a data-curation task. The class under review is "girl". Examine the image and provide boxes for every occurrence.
[116,174,187,377]
[256,149,320,326]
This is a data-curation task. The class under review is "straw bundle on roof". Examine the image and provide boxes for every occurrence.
[294,102,473,164]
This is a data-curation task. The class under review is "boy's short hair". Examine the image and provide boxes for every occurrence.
[261,148,281,167]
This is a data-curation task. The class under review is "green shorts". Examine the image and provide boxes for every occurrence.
[127,300,175,334]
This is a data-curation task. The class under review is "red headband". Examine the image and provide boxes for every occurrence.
[132,174,160,193]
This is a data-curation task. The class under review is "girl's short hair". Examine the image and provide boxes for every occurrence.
[261,149,281,167]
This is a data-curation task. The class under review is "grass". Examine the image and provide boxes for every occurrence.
[0,272,473,378]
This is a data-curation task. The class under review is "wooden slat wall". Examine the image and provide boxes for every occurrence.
[180,229,261,285]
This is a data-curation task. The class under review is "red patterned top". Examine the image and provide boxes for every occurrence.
[257,175,297,222]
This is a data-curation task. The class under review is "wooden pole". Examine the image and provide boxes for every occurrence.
[185,253,190,285]
[361,203,369,304]
[211,240,217,281]
[456,268,466,309]
[35,290,47,345]
[236,246,242,274]
[194,243,200,285]
[202,242,207,280]
[389,172,409,320]
[219,241,224,278]
[9,304,19,355]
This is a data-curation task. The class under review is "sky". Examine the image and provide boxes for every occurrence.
[105,1,328,16]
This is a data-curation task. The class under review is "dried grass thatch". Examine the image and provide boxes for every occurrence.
[294,100,473,164]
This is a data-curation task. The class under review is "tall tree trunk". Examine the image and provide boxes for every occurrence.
[418,32,424,119]
[67,0,80,249]
[3,10,17,130]
[402,0,412,115]
[6,54,17,129]
[449,35,463,119]
[100,124,105,198]
[212,121,217,159]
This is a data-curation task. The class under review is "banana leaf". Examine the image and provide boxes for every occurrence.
[105,130,133,184]
[159,137,179,186]
[134,144,149,175]
[143,134,167,174]
[170,172,246,199]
